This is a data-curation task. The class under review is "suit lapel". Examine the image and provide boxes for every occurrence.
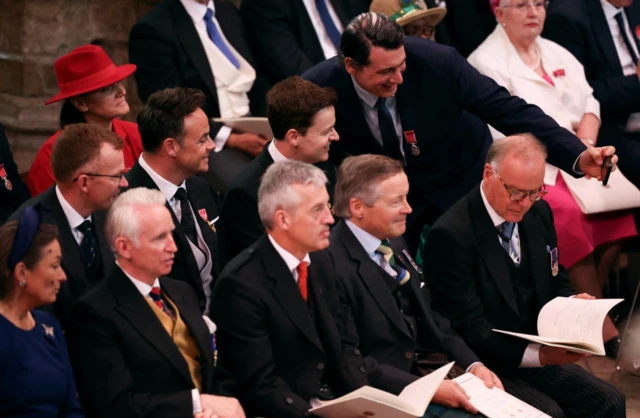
[625,7,640,51]
[396,66,419,160]
[519,212,552,312]
[468,187,520,314]
[93,210,114,278]
[336,222,412,339]
[110,269,195,388]
[587,0,624,74]
[186,179,219,271]
[260,237,325,353]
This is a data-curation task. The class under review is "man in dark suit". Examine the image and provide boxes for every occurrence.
[129,0,271,191]
[240,0,370,84]
[303,12,617,254]
[221,76,339,259]
[10,124,126,327]
[544,0,640,187]
[125,88,224,315]
[67,188,244,418]
[423,135,626,418]
[0,122,30,225]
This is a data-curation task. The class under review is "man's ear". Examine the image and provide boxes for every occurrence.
[344,57,359,76]
[163,138,179,157]
[284,129,300,147]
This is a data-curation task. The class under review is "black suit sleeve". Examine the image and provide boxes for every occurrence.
[67,301,194,418]
[544,12,640,116]
[241,0,315,82]
[220,188,264,259]
[0,123,30,223]
[211,275,310,418]
[423,227,529,373]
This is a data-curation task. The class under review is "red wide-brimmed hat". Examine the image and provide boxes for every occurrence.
[45,45,136,105]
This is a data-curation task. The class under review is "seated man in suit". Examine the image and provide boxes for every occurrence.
[423,135,626,418]
[221,76,339,259]
[129,0,271,191]
[304,12,617,254]
[330,154,503,416]
[125,87,224,315]
[240,0,370,84]
[544,0,640,187]
[67,187,245,418]
[10,124,126,327]
[0,122,30,225]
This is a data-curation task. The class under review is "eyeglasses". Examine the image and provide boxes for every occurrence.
[495,171,547,202]
[500,0,549,12]
[73,172,125,182]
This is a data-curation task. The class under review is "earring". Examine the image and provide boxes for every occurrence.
[19,280,27,288]
[502,23,506,27]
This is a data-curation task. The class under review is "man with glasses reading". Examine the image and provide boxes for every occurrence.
[9,123,128,328]
[422,134,626,418]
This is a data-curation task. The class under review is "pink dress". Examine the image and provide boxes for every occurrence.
[540,75,637,268]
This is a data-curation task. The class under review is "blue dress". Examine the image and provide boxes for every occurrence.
[0,310,84,417]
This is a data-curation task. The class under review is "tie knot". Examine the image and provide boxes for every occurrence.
[501,222,515,240]
[297,261,308,277]
[77,220,92,234]
[149,286,162,301]
[204,8,214,21]
[375,97,387,110]
[174,187,188,202]
[376,240,393,255]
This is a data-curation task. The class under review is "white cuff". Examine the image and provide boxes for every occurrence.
[465,361,482,373]
[572,155,583,175]
[519,343,543,368]
[214,126,232,152]
[192,389,202,415]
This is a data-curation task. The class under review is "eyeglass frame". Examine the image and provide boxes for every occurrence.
[494,170,547,202]
[72,172,125,182]
[499,0,550,12]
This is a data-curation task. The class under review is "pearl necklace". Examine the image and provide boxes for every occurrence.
[526,45,541,70]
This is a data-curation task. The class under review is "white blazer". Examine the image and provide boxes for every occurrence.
[468,25,600,185]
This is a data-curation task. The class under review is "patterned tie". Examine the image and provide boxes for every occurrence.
[614,12,639,63]
[149,286,175,320]
[76,220,97,268]
[173,188,199,246]
[204,8,240,68]
[315,0,341,48]
[375,98,403,162]
[376,240,411,285]
[501,222,520,267]
[297,261,309,302]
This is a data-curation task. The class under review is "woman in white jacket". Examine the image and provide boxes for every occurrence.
[469,0,637,355]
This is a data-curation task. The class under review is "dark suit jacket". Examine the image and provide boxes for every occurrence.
[124,161,225,312]
[422,185,574,376]
[544,0,640,120]
[328,220,480,381]
[211,236,406,418]
[240,0,370,84]
[220,146,338,260]
[9,187,113,328]
[0,123,30,224]
[303,37,587,217]
[438,0,496,58]
[129,0,269,136]
[66,267,217,418]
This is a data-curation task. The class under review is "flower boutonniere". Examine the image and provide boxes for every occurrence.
[552,69,566,78]
[635,25,640,40]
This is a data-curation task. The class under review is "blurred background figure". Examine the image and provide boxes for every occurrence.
[0,207,84,418]
[370,0,447,40]
[0,122,30,225]
[28,45,142,197]
[468,0,638,356]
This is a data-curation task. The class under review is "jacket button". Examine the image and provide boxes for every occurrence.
[286,397,294,405]
[359,366,366,373]
[317,363,325,370]
[405,352,413,359]
[354,348,361,356]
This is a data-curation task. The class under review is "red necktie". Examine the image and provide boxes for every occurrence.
[297,262,308,302]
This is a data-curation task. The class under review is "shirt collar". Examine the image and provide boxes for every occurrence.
[267,235,311,275]
[117,262,160,298]
[351,76,380,109]
[345,219,382,258]
[268,139,289,163]
[479,181,507,228]
[180,0,215,23]
[138,154,187,202]
[55,185,91,229]
[601,0,622,20]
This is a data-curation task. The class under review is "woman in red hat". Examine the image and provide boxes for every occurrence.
[27,45,142,196]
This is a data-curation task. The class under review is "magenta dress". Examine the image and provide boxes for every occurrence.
[540,73,637,268]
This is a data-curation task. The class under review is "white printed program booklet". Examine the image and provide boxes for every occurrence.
[454,373,550,418]
[493,297,623,355]
[308,362,453,418]
[212,117,273,139]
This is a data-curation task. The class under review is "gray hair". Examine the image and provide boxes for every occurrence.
[486,134,548,173]
[258,161,328,230]
[105,187,167,253]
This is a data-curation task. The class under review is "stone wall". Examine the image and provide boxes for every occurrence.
[0,0,240,172]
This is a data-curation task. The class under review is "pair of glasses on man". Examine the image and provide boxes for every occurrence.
[495,171,547,202]
[72,172,125,182]
[500,0,549,11]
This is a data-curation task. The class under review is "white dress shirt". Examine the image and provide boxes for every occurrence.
[301,0,344,59]
[138,154,214,314]
[180,0,257,150]
[267,235,311,282]
[479,182,542,368]
[119,265,203,415]
[55,186,92,246]
[351,77,406,161]
[267,139,289,163]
